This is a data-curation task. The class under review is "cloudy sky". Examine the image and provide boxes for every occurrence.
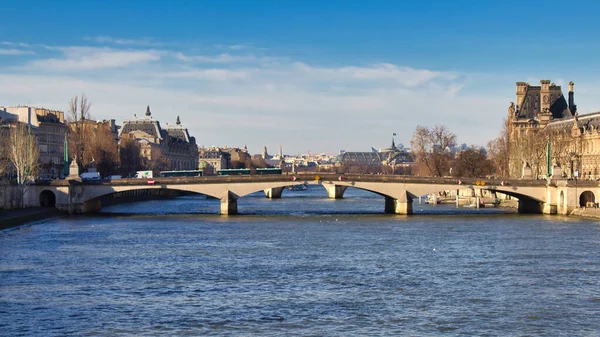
[2,0,600,155]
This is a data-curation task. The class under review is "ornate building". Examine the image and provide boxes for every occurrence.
[339,139,413,166]
[119,106,198,171]
[508,80,600,179]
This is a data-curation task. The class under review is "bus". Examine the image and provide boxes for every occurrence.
[217,169,251,176]
[255,168,282,175]
[159,170,203,178]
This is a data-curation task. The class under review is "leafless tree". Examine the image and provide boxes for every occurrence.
[487,119,510,178]
[9,122,39,206]
[0,125,10,178]
[410,125,457,177]
[91,124,119,177]
[119,137,143,177]
[67,94,92,168]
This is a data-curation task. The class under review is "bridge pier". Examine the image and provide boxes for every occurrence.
[264,187,284,199]
[220,191,238,215]
[384,196,413,215]
[324,185,348,199]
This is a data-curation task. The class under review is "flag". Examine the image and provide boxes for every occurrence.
[546,140,552,177]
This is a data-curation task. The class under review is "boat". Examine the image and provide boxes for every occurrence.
[288,183,308,191]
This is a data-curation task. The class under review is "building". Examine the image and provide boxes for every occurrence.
[119,106,198,171]
[0,106,67,179]
[508,80,600,179]
[339,139,413,167]
[198,147,231,174]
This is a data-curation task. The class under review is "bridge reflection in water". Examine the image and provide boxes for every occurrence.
[28,174,598,216]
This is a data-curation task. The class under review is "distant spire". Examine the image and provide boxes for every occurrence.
[145,105,151,117]
[279,144,283,158]
[176,115,181,125]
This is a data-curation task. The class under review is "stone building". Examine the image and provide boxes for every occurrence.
[198,147,231,174]
[0,106,67,179]
[119,106,198,171]
[508,80,600,179]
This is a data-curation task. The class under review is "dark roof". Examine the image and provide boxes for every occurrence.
[517,86,571,120]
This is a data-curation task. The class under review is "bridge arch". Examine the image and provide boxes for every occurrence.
[579,191,595,207]
[39,190,56,207]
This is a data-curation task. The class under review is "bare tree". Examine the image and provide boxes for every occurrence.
[487,119,510,178]
[0,125,10,178]
[9,122,39,206]
[91,124,119,178]
[67,94,92,169]
[119,137,143,177]
[410,125,457,177]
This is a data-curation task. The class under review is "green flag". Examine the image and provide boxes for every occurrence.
[546,140,552,177]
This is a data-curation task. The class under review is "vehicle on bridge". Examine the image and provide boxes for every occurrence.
[134,170,153,179]
[159,170,203,177]
[255,168,282,175]
[217,169,251,176]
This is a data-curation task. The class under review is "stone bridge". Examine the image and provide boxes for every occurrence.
[24,174,599,215]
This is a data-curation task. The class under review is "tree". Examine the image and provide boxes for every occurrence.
[453,146,494,178]
[9,122,39,206]
[119,137,143,177]
[487,119,510,178]
[90,123,119,177]
[0,125,10,178]
[67,94,92,169]
[410,125,457,177]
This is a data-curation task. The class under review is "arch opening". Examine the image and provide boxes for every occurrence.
[39,190,56,207]
[579,190,595,207]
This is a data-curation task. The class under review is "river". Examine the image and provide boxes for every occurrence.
[1,186,599,336]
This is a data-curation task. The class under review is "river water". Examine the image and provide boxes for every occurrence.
[1,186,599,336]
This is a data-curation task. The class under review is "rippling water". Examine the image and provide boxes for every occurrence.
[1,187,599,336]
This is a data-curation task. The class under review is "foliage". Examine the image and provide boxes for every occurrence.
[452,146,494,178]
[0,126,9,177]
[486,118,510,178]
[119,137,143,177]
[410,125,457,177]
[67,94,92,169]
[9,123,39,206]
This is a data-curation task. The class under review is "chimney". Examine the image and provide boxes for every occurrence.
[568,81,577,114]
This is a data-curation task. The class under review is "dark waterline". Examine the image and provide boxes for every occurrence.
[1,187,599,336]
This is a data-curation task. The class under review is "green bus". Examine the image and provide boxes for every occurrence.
[255,168,282,175]
[217,169,251,176]
[159,170,203,177]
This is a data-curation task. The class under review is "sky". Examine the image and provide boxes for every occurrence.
[2,0,600,155]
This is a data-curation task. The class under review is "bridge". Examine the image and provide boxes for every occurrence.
[24,173,598,216]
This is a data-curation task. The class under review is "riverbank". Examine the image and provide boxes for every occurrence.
[0,208,64,230]
[569,208,600,219]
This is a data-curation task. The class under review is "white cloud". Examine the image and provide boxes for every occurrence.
[0,48,34,55]
[84,36,160,46]
[174,52,257,63]
[0,39,522,154]
[26,46,161,71]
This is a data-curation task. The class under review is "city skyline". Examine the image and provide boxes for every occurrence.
[2,1,600,154]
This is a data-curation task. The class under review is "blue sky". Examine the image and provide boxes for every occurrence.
[2,0,600,154]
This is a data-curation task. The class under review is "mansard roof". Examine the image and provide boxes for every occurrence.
[517,85,571,120]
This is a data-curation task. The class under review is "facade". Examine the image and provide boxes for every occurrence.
[198,147,231,174]
[119,106,198,171]
[508,80,600,179]
[0,106,67,179]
